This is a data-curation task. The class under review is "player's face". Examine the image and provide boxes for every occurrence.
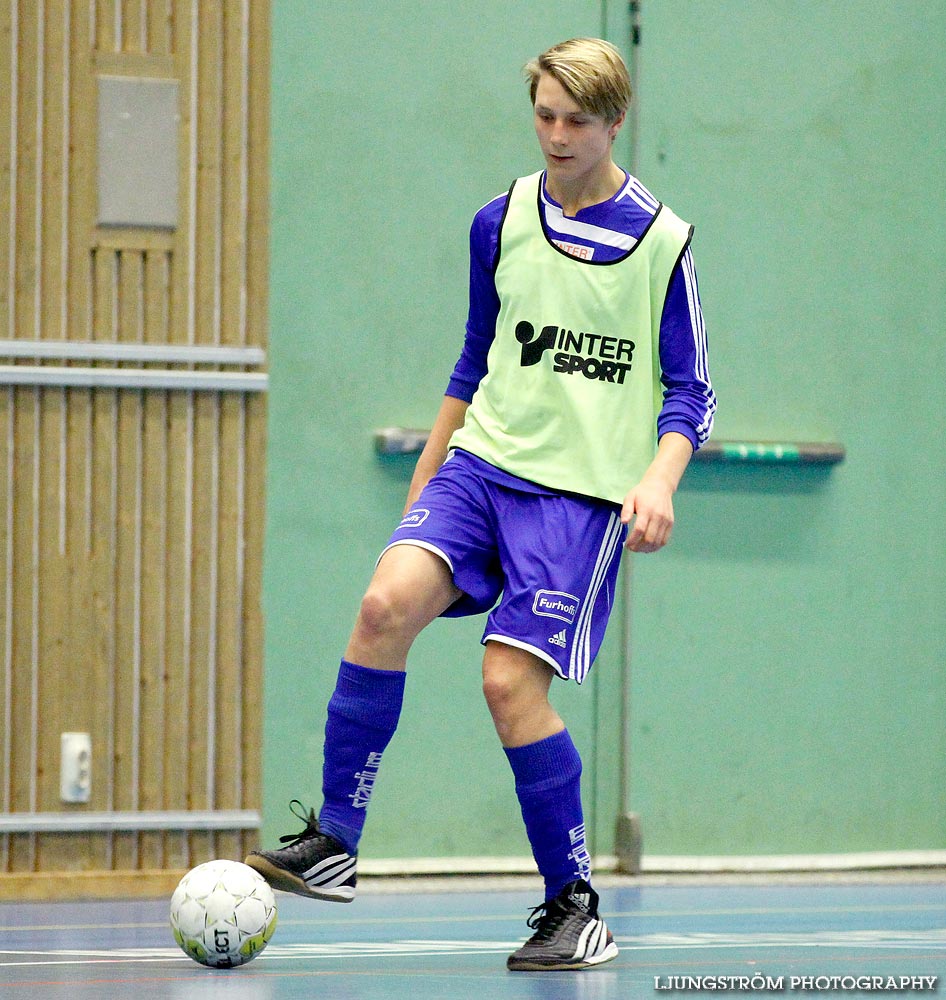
[533,73,622,192]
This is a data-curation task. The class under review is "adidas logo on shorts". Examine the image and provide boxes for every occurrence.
[548,629,567,649]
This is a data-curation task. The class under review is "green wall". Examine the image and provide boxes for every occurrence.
[627,1,946,853]
[265,1,946,860]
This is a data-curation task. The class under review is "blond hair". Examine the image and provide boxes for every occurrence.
[525,38,631,124]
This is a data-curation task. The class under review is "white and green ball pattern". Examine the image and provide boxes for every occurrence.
[170,859,278,968]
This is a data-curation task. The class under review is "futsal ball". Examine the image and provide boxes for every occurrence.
[170,859,278,968]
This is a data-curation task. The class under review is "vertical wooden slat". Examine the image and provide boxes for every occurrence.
[185,0,224,866]
[0,389,10,871]
[69,0,95,293]
[15,0,39,345]
[69,1,108,871]
[110,250,144,869]
[66,0,95,771]
[35,387,67,869]
[187,391,216,865]
[193,0,222,350]
[0,0,16,872]
[33,4,73,867]
[211,0,247,865]
[214,394,242,864]
[147,0,174,58]
[240,0,269,860]
[7,0,41,874]
[240,394,265,860]
[94,0,115,53]
[0,374,7,863]
[110,383,142,871]
[90,249,118,869]
[138,248,168,869]
[40,0,66,345]
[167,0,198,867]
[121,0,142,55]
[30,0,61,865]
[163,387,191,870]
[9,391,38,872]
[0,0,13,342]
[34,0,73,872]
[174,0,194,351]
[220,0,246,350]
[64,380,94,870]
[0,387,12,873]
[164,0,192,864]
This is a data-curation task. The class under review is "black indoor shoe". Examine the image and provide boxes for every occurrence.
[244,800,357,903]
[507,878,619,971]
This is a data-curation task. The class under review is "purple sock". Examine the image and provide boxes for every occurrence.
[504,729,592,900]
[318,660,405,855]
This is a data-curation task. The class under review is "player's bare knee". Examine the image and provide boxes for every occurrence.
[482,668,525,725]
[355,585,411,642]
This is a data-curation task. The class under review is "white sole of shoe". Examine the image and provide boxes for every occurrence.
[507,942,619,972]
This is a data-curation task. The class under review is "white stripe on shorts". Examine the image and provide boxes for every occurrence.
[569,511,623,684]
[482,634,561,674]
[377,538,454,573]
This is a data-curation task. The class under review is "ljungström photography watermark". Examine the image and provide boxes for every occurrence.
[653,974,939,992]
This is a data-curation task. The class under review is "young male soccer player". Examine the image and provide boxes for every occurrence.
[247,37,715,971]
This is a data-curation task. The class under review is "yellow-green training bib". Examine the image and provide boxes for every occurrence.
[450,171,692,504]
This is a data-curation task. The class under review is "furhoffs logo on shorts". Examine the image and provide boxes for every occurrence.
[397,508,429,529]
[532,590,580,624]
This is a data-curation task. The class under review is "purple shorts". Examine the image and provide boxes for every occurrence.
[379,450,627,684]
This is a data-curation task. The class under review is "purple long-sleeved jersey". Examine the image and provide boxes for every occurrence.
[445,171,716,451]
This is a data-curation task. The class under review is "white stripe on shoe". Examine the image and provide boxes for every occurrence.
[303,854,357,896]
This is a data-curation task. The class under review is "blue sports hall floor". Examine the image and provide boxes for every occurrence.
[0,871,943,998]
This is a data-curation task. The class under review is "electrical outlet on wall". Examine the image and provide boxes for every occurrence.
[60,732,92,804]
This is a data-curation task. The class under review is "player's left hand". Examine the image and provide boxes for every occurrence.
[621,478,675,553]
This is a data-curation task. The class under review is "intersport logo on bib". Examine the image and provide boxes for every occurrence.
[515,320,635,384]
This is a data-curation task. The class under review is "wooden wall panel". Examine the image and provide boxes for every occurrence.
[7,391,39,872]
[0,3,11,343]
[0,0,270,897]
